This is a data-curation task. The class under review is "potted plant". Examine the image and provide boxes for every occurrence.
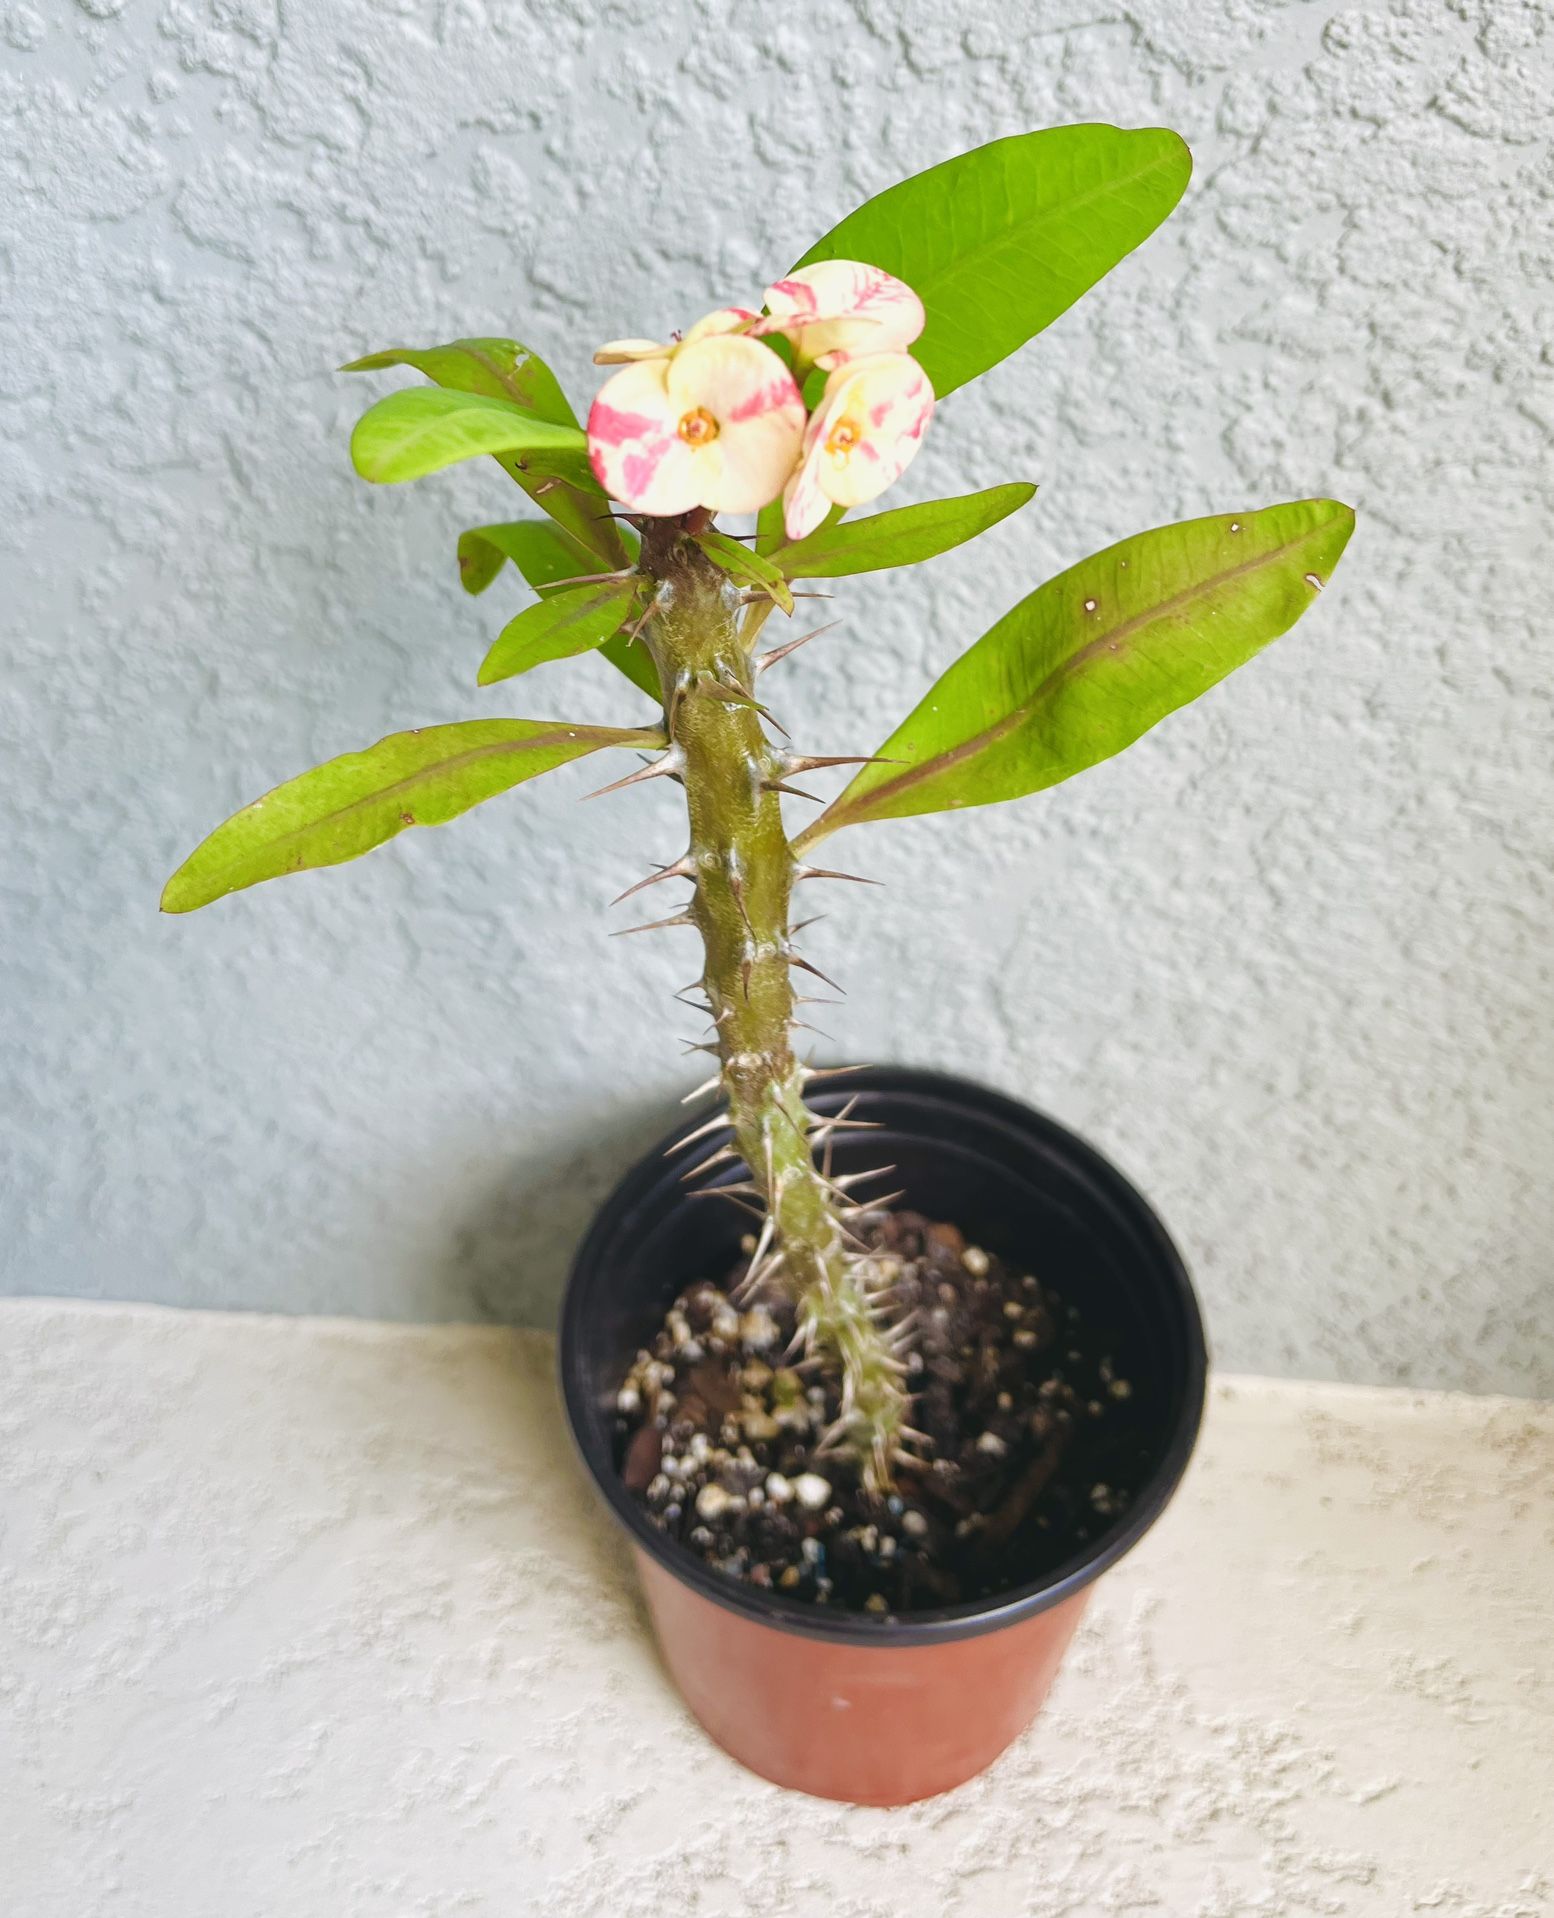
[164,122,1353,1805]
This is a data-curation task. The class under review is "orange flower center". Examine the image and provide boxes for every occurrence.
[677,406,719,446]
[825,417,861,459]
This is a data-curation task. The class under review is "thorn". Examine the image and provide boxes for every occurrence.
[805,1063,871,1084]
[787,952,844,993]
[680,1143,741,1180]
[698,674,759,706]
[620,597,657,646]
[795,865,881,888]
[755,620,841,675]
[685,1184,765,1218]
[666,1113,735,1155]
[584,745,684,801]
[829,1163,897,1189]
[762,780,822,802]
[611,911,696,938]
[780,753,899,776]
[794,994,845,1008]
[609,856,695,907]
[679,1038,720,1055]
[811,1115,884,1134]
[740,588,832,605]
[745,1209,778,1278]
[728,869,754,936]
[819,1117,837,1182]
[732,1253,783,1306]
[542,567,635,591]
[787,913,826,937]
[790,1019,833,1041]
[680,1074,723,1105]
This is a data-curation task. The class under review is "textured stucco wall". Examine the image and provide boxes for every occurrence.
[2,2,1550,1390]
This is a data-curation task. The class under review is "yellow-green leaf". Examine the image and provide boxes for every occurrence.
[478,578,642,685]
[795,499,1355,847]
[454,520,658,703]
[458,519,637,597]
[694,527,794,613]
[162,719,663,912]
[778,484,1036,580]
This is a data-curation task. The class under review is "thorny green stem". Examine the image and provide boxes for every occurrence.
[636,515,908,1492]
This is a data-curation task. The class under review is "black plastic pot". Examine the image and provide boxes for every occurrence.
[560,1065,1207,1803]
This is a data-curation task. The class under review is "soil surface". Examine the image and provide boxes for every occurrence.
[613,1209,1159,1617]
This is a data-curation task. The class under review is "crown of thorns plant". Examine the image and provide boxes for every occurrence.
[163,126,1353,1489]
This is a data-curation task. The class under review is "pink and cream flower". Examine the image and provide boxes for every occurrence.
[756,261,925,371]
[587,334,806,518]
[593,307,758,366]
[782,352,935,540]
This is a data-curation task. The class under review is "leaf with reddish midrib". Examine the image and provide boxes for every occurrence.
[795,499,1355,847]
[162,719,664,912]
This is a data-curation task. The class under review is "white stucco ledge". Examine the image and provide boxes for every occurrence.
[3,1300,1550,1917]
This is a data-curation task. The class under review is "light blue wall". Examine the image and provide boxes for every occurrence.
[3,0,1550,1393]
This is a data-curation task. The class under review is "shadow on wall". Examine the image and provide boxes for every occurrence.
[427,1089,679,1332]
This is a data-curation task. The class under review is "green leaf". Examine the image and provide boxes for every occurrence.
[341,338,580,425]
[478,578,642,685]
[779,483,1036,580]
[597,628,661,704]
[458,520,599,597]
[694,527,795,613]
[755,499,786,558]
[350,387,588,486]
[454,519,659,703]
[795,499,1355,848]
[161,718,663,913]
[793,124,1191,399]
[343,337,625,566]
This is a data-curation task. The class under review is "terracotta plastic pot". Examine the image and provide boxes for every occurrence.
[560,1067,1206,1805]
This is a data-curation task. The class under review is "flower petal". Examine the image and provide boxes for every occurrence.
[781,442,832,542]
[587,359,705,515]
[759,260,925,368]
[593,337,675,366]
[782,352,934,537]
[682,306,760,344]
[666,336,806,515]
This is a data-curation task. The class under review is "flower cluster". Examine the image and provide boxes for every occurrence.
[586,262,934,541]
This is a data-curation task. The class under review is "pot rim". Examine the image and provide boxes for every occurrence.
[559,1065,1207,1647]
